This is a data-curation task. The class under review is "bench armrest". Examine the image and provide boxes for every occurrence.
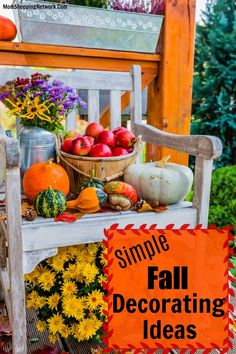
[0,136,20,168]
[134,123,222,160]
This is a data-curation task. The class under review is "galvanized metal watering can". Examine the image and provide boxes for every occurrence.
[19,127,56,177]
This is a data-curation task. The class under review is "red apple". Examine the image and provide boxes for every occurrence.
[116,130,136,148]
[61,138,73,153]
[84,135,95,146]
[89,144,113,157]
[97,130,116,148]
[85,122,104,138]
[113,126,127,136]
[112,147,129,156]
[71,136,91,156]
[128,147,134,153]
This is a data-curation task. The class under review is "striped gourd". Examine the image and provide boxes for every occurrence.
[35,186,67,218]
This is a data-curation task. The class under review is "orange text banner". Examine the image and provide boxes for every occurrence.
[103,225,233,352]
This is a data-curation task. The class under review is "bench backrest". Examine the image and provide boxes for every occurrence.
[0,65,142,134]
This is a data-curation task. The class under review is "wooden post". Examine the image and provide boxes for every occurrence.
[5,166,27,354]
[146,0,196,164]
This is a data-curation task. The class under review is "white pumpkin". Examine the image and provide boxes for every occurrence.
[124,156,193,205]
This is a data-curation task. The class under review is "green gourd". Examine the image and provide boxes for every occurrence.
[80,173,104,191]
[35,186,67,218]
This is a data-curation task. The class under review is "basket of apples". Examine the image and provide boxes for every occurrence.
[56,122,142,194]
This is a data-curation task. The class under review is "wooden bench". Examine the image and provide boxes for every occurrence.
[0,64,222,354]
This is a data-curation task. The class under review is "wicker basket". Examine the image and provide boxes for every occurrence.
[56,136,142,194]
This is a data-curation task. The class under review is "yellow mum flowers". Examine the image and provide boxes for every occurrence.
[25,243,107,344]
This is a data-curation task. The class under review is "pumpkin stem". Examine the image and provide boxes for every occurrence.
[47,158,54,165]
[90,170,95,182]
[156,155,171,168]
[48,185,52,191]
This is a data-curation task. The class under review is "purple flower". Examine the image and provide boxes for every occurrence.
[64,86,74,93]
[34,79,45,85]
[0,92,10,100]
[22,85,30,91]
[52,79,63,87]
[62,100,73,110]
[78,97,88,109]
[69,93,79,101]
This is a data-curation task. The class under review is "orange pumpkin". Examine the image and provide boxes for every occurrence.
[0,16,17,41]
[23,160,70,201]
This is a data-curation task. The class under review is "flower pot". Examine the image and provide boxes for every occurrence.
[13,0,163,53]
[19,127,56,177]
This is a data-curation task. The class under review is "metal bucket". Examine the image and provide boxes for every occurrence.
[19,127,56,177]
[13,0,163,53]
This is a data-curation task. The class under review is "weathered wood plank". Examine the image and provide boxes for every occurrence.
[146,0,197,164]
[88,90,100,123]
[130,65,142,132]
[0,269,11,320]
[22,203,196,253]
[66,110,77,131]
[0,67,133,91]
[0,52,159,74]
[5,167,27,354]
[0,42,161,62]
[134,123,222,160]
[100,73,156,128]
[24,248,58,274]
[0,137,20,169]
[110,91,121,129]
[193,158,213,227]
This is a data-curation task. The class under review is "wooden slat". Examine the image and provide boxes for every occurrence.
[146,0,196,164]
[130,65,142,132]
[0,52,159,74]
[88,90,100,123]
[100,73,156,128]
[0,42,161,62]
[110,91,121,129]
[66,110,77,131]
[193,157,213,227]
[0,67,133,91]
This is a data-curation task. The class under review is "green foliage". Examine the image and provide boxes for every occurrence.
[44,0,108,8]
[208,165,236,229]
[192,0,236,167]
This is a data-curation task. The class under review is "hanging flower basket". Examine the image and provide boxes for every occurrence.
[13,0,164,53]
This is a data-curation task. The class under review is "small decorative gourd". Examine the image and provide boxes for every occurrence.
[35,186,67,218]
[124,155,193,205]
[80,173,104,191]
[104,181,138,211]
[67,187,107,214]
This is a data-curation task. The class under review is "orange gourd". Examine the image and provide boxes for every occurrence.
[104,181,138,211]
[0,16,17,41]
[23,160,70,202]
[67,187,107,214]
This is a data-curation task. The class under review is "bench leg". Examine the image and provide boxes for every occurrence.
[6,168,27,354]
